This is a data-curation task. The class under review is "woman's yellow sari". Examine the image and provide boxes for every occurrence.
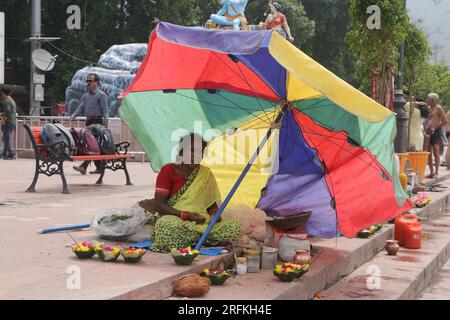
[152,165,241,252]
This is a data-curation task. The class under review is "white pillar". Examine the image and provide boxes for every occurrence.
[30,0,42,115]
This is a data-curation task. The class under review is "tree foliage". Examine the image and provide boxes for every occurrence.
[301,0,357,85]
[346,0,409,107]
[3,0,316,107]
[415,64,450,108]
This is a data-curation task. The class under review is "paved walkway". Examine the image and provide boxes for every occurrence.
[2,159,450,299]
[0,159,160,299]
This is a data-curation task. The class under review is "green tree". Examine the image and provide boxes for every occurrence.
[415,64,450,108]
[2,0,31,86]
[403,22,431,147]
[346,0,409,107]
[4,0,315,105]
[301,0,358,85]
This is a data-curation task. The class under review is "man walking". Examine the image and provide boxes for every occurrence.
[0,88,17,160]
[70,73,109,175]
[424,93,447,178]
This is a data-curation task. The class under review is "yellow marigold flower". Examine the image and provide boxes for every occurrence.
[192,250,199,255]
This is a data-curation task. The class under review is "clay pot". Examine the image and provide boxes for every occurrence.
[385,240,400,256]
[293,249,311,265]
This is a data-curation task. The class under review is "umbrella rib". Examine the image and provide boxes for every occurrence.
[235,62,274,124]
[298,123,384,173]
[211,51,276,124]
[174,91,267,115]
[216,92,274,126]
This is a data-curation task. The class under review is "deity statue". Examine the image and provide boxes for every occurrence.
[262,2,294,42]
[210,0,249,31]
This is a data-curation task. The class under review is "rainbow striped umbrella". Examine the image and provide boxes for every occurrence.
[120,22,412,246]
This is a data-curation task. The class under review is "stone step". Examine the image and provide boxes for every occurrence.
[165,176,450,300]
[320,182,450,300]
[419,257,450,300]
[169,226,395,300]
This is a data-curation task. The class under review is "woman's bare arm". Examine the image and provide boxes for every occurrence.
[283,20,294,41]
[154,192,183,217]
[154,191,207,224]
[207,203,222,222]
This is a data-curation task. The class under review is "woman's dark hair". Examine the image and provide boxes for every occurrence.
[420,105,430,119]
[0,88,12,95]
[272,2,282,11]
[179,133,208,148]
[178,133,208,152]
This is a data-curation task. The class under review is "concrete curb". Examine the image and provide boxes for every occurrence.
[167,226,395,300]
[277,226,394,300]
[321,188,450,300]
[111,252,235,300]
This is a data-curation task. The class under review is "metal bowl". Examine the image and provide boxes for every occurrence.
[265,211,313,231]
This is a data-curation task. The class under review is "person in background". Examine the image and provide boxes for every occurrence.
[424,93,447,178]
[445,109,450,170]
[0,88,17,160]
[70,73,109,175]
[404,92,428,151]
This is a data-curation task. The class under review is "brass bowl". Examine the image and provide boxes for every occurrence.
[266,212,313,231]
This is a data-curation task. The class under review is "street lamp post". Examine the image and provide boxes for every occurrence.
[393,0,408,153]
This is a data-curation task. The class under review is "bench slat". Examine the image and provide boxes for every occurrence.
[72,154,135,161]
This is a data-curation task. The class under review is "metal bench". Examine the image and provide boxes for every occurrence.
[24,124,134,194]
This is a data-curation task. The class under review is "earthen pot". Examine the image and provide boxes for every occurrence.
[385,240,400,256]
[293,249,311,265]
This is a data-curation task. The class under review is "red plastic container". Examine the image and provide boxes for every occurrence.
[395,214,418,246]
[404,222,422,249]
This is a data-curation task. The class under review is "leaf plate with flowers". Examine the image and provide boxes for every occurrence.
[72,242,96,259]
[121,248,146,264]
[200,268,231,285]
[171,247,200,265]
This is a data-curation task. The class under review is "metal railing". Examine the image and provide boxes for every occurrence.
[1,115,148,162]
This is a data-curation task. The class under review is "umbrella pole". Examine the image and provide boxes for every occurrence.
[195,105,287,250]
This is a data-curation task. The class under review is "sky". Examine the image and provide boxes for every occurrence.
[407,0,450,65]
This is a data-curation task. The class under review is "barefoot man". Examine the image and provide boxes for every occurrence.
[424,93,447,178]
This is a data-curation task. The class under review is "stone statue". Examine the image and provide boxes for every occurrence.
[210,0,248,31]
[262,2,294,42]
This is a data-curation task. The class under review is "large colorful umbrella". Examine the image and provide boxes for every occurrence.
[120,22,412,245]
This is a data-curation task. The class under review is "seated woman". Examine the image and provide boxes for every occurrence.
[150,133,241,252]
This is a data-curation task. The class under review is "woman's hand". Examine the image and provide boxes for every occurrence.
[188,212,207,225]
[210,213,222,223]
